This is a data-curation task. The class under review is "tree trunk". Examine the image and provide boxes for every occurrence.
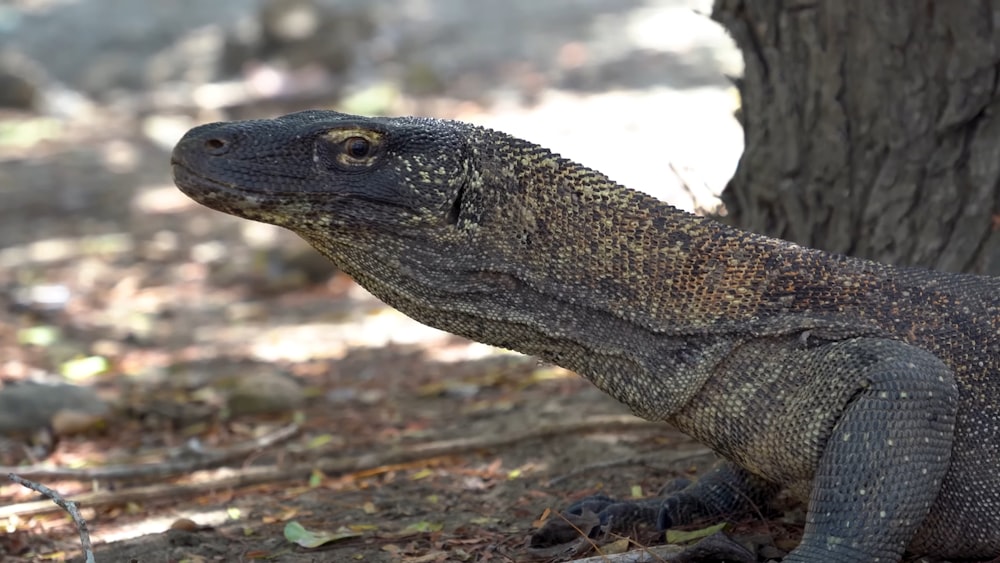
[712,0,1000,275]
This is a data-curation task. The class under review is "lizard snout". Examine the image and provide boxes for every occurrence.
[173,125,238,163]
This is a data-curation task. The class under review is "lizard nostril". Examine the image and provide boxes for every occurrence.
[204,137,229,155]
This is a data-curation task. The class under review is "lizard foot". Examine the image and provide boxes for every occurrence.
[530,478,696,548]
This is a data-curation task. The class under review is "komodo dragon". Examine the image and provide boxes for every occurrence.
[171,110,1000,562]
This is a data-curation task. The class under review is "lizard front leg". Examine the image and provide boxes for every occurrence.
[783,342,958,562]
[559,338,958,562]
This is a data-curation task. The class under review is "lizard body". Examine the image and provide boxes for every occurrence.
[171,110,1000,562]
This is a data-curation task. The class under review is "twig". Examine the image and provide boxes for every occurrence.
[8,473,96,563]
[668,161,722,217]
[0,415,661,520]
[325,414,662,474]
[565,544,683,562]
[0,422,301,481]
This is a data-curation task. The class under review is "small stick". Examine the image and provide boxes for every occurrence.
[565,544,682,562]
[8,473,96,563]
[0,422,300,482]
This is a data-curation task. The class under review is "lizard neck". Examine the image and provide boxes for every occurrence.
[313,133,879,419]
[476,138,864,334]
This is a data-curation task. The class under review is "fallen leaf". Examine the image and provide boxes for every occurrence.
[601,538,631,554]
[666,522,727,544]
[283,521,363,548]
[411,468,434,480]
[306,433,336,448]
[308,469,323,488]
[18,326,59,346]
[401,520,443,534]
[60,355,108,380]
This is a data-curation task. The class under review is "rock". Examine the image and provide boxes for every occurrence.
[0,380,109,436]
[0,53,40,110]
[223,369,305,417]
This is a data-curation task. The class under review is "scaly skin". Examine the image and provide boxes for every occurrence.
[171,110,1000,562]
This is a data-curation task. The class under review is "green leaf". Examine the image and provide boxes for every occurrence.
[401,520,443,534]
[666,522,727,544]
[61,355,108,380]
[307,433,335,448]
[308,469,323,488]
[18,326,59,346]
[410,468,433,480]
[283,521,363,548]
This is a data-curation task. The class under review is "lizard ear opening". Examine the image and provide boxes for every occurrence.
[445,183,466,225]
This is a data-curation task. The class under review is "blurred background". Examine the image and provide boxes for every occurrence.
[0,1,744,560]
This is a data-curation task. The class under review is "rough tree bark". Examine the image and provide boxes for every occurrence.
[711,0,1000,275]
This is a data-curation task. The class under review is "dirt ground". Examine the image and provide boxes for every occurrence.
[0,1,788,561]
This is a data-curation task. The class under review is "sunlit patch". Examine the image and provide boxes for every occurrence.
[93,509,234,544]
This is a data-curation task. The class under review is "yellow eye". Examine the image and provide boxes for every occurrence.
[344,136,371,159]
[321,129,382,168]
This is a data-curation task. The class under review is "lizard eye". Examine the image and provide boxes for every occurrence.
[344,137,371,159]
[319,129,383,170]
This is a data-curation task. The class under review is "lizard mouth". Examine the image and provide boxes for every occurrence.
[170,160,270,218]
[172,159,233,196]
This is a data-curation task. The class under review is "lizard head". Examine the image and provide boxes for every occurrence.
[171,109,473,235]
[172,109,495,299]
[171,109,558,325]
